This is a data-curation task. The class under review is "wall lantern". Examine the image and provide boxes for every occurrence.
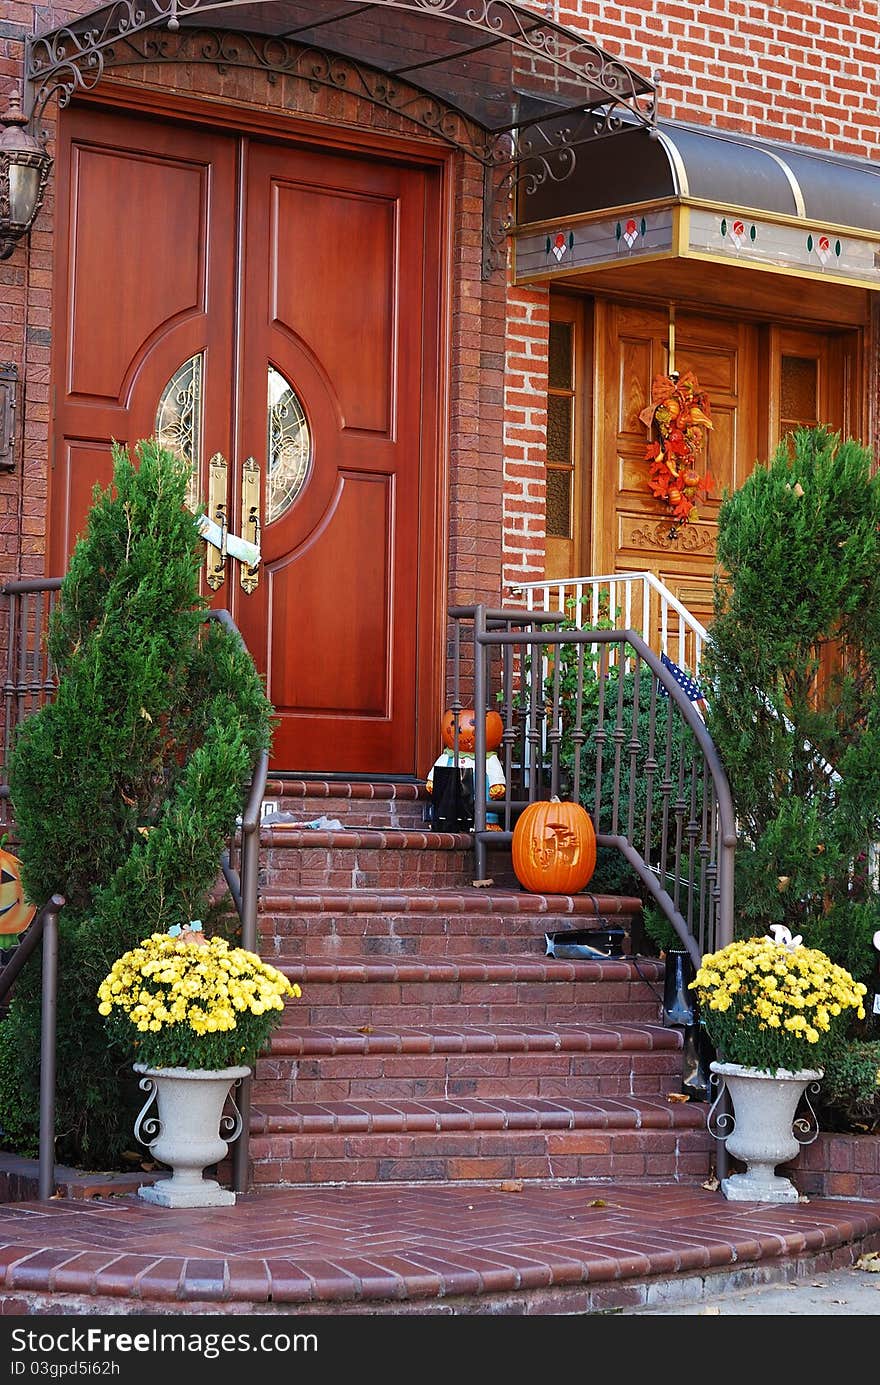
[0,89,52,261]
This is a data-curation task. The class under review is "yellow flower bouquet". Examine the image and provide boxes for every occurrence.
[690,935,866,1073]
[98,928,300,1071]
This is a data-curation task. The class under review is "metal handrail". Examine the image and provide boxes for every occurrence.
[511,571,710,678]
[0,584,268,1197]
[449,604,736,966]
[0,893,65,1199]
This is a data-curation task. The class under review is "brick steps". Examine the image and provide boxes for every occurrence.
[259,887,643,959]
[260,826,520,891]
[264,778,429,830]
[256,1021,683,1102]
[247,1096,711,1185]
[265,1019,675,1056]
[247,779,695,1189]
[251,1094,705,1134]
[267,954,662,1030]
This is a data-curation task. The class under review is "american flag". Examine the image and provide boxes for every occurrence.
[658,653,707,715]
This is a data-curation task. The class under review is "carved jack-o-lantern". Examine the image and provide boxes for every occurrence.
[441,708,504,754]
[512,797,597,895]
[0,849,36,937]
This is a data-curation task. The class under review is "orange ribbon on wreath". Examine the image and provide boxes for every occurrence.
[639,370,713,532]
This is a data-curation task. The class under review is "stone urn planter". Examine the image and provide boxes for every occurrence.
[133,1063,249,1208]
[708,1060,823,1203]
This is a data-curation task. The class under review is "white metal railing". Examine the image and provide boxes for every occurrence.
[509,571,709,679]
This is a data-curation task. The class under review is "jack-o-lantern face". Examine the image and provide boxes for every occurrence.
[0,849,35,937]
[441,709,504,754]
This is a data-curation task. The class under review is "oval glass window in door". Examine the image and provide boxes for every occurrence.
[267,365,311,524]
[155,353,203,510]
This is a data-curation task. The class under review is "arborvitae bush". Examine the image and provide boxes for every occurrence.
[0,440,273,1167]
[704,426,880,993]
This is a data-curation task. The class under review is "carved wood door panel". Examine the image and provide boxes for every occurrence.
[594,301,759,637]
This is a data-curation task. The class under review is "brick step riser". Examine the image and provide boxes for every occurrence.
[268,798,429,829]
[258,915,639,960]
[261,861,520,891]
[277,1002,664,1030]
[248,1129,713,1186]
[273,978,658,1008]
[252,1052,684,1103]
[279,991,659,1024]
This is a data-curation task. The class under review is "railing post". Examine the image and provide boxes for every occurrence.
[38,895,63,1201]
[232,747,268,1195]
[473,604,488,883]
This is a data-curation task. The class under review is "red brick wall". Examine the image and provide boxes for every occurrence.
[502,0,880,594]
[1,1,878,602]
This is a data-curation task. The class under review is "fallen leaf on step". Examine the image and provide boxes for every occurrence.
[497,1179,524,1193]
[701,1177,720,1192]
[357,1025,374,1034]
[797,1194,811,1203]
[700,1307,720,1315]
[586,1199,607,1208]
[140,1162,157,1172]
[472,878,494,888]
[856,1252,880,1272]
[667,1092,690,1103]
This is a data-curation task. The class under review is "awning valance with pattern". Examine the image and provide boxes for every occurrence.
[515,119,880,293]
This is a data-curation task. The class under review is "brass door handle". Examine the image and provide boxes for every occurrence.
[240,456,260,594]
[205,452,228,591]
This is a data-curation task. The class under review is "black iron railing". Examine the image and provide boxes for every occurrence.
[450,605,736,964]
[0,580,267,1197]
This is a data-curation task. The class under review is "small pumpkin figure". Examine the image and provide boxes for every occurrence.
[512,796,596,894]
[426,708,506,827]
[0,847,36,942]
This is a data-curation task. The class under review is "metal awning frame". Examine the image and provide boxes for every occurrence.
[24,0,657,277]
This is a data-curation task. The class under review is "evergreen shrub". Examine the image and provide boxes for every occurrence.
[0,440,273,1166]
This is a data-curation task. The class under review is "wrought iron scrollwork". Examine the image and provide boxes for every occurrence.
[706,1070,736,1139]
[793,1079,822,1146]
[133,1074,162,1149]
[26,0,657,280]
[220,1077,244,1144]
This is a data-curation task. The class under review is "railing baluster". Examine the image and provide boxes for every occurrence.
[445,609,734,971]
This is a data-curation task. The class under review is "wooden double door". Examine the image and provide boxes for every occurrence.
[548,296,860,634]
[51,105,443,776]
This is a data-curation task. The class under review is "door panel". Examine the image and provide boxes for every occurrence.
[51,108,237,572]
[66,146,206,401]
[52,107,441,778]
[235,142,431,773]
[595,302,759,645]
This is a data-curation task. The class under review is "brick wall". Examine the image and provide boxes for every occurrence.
[501,0,880,593]
[1,1,878,606]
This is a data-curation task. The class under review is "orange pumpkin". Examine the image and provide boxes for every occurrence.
[0,849,36,937]
[441,708,504,754]
[512,797,596,894]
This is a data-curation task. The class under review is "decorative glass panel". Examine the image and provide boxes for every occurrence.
[546,467,572,539]
[548,321,573,391]
[267,366,311,523]
[547,393,572,464]
[155,354,202,508]
[780,355,818,428]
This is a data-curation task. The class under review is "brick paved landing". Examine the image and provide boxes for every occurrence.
[1,1184,878,1315]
